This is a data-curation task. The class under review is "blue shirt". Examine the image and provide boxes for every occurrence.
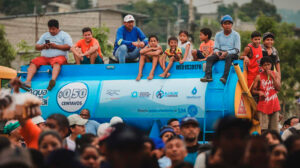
[214,30,240,55]
[37,30,73,58]
[113,25,148,55]
[85,120,100,135]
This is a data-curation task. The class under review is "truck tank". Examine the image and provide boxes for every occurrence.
[19,60,257,140]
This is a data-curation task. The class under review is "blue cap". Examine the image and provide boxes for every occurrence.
[160,126,175,137]
[221,15,233,24]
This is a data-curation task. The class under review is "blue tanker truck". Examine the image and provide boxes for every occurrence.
[18,60,259,140]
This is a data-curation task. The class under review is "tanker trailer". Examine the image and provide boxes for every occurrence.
[18,60,258,140]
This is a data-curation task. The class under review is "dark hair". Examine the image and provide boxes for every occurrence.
[82,27,92,34]
[28,149,44,168]
[284,134,300,153]
[45,149,84,168]
[143,137,155,151]
[75,133,96,151]
[200,28,212,40]
[287,116,299,125]
[179,30,189,37]
[214,115,252,140]
[174,162,193,168]
[260,56,273,66]
[283,118,292,126]
[262,130,283,144]
[47,114,69,132]
[0,135,11,153]
[38,130,63,147]
[148,35,158,41]
[168,36,178,44]
[167,118,179,125]
[48,19,59,28]
[77,144,99,155]
[251,31,261,39]
[166,135,183,144]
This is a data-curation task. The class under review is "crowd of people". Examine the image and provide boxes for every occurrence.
[0,11,296,168]
[1,107,300,168]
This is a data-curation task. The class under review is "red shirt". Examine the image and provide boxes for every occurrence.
[257,71,281,114]
[247,43,263,87]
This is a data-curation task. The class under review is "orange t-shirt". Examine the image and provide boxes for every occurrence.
[75,38,102,58]
[20,119,41,150]
[199,40,214,57]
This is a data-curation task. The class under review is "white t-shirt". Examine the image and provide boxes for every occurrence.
[66,136,76,151]
[178,41,193,61]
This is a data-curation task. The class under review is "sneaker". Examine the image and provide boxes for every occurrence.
[220,77,227,84]
[200,76,213,82]
[47,80,56,91]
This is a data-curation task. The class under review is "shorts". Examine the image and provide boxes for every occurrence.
[257,111,279,132]
[31,56,67,69]
[80,54,103,64]
[196,50,205,59]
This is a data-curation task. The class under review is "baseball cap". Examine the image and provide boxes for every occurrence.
[3,120,20,134]
[220,15,233,24]
[32,115,45,125]
[110,116,123,126]
[68,114,87,126]
[124,14,135,22]
[180,117,199,127]
[263,32,275,41]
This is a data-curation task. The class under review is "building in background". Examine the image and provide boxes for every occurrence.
[98,0,140,8]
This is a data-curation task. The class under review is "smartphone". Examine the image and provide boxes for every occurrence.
[45,40,50,44]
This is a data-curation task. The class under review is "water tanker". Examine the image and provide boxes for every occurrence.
[18,60,258,140]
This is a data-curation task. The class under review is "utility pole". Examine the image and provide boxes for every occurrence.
[188,0,194,32]
[177,3,181,33]
[34,0,38,42]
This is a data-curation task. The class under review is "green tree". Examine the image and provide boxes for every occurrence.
[0,26,15,67]
[92,26,113,57]
[75,0,90,9]
[256,14,299,115]
[217,2,238,19]
[239,0,281,22]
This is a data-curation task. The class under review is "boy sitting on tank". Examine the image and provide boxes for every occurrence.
[251,56,281,132]
[71,27,103,64]
[192,28,214,61]
[136,35,163,81]
[240,31,263,88]
[159,37,182,78]
[200,15,240,84]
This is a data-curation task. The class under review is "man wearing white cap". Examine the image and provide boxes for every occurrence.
[113,14,148,63]
[66,114,87,151]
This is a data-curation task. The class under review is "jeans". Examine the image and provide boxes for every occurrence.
[115,45,140,63]
[205,53,238,79]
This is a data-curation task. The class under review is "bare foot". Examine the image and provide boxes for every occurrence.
[147,74,154,80]
[136,73,142,81]
[159,73,166,78]
[165,73,171,78]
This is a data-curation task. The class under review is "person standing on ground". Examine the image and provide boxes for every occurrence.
[80,109,100,135]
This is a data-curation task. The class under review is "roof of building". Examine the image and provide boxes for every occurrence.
[0,8,149,20]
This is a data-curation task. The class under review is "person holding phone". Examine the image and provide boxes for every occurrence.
[23,19,72,91]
